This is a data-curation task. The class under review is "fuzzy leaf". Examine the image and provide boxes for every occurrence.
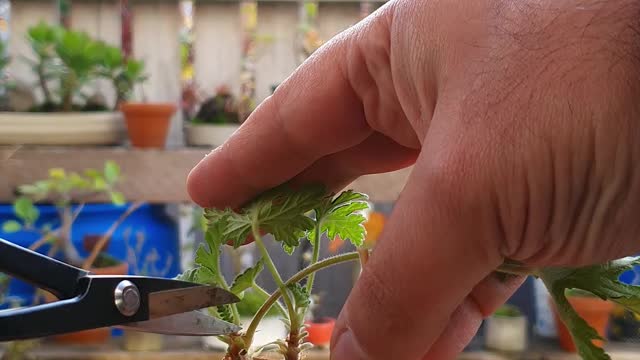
[175,268,200,282]
[2,220,21,233]
[252,184,326,251]
[217,304,234,323]
[287,283,310,308]
[540,257,640,360]
[230,259,264,296]
[312,190,369,247]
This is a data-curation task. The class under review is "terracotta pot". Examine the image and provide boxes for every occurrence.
[551,295,614,352]
[305,317,335,347]
[120,102,176,148]
[44,261,129,345]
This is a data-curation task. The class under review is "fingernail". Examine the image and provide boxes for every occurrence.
[331,329,366,360]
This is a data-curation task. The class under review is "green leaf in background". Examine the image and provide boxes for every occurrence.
[109,191,125,206]
[104,160,120,184]
[2,220,22,233]
[48,168,66,180]
[230,259,264,296]
[14,197,39,225]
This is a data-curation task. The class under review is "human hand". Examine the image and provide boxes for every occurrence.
[187,0,640,358]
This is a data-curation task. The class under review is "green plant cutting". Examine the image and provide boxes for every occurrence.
[180,183,640,360]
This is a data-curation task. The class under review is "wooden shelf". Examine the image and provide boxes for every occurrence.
[0,146,410,204]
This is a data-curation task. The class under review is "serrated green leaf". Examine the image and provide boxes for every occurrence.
[195,267,218,285]
[14,197,39,225]
[2,220,21,233]
[539,257,640,360]
[287,283,310,308]
[230,259,264,296]
[104,161,120,184]
[312,190,370,247]
[195,244,218,275]
[175,268,200,282]
[250,184,326,252]
[283,244,295,255]
[217,304,234,323]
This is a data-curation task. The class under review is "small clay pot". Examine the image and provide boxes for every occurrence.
[551,295,614,352]
[305,317,335,347]
[120,102,176,148]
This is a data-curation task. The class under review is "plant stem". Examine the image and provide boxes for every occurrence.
[244,252,360,346]
[82,201,144,269]
[496,260,539,277]
[251,221,296,318]
[252,283,286,317]
[305,221,322,293]
[212,260,241,325]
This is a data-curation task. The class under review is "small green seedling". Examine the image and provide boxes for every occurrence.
[182,184,639,360]
[179,184,368,360]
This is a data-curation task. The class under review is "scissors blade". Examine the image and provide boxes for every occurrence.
[119,311,242,336]
[148,285,240,319]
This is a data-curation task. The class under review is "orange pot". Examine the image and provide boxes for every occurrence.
[44,261,129,344]
[120,102,176,148]
[305,318,335,347]
[551,295,614,352]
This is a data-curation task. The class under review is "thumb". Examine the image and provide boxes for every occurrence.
[330,146,505,359]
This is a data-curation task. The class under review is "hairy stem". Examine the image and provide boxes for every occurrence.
[496,260,539,277]
[244,252,360,346]
[251,221,296,320]
[305,221,322,293]
[214,263,240,325]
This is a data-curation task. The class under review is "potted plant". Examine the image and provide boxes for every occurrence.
[121,230,173,351]
[0,273,41,360]
[183,84,241,147]
[1,161,145,344]
[484,304,528,353]
[551,288,614,352]
[0,21,146,146]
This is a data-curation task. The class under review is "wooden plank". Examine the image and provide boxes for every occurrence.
[0,146,410,203]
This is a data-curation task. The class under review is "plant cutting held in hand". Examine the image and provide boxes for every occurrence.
[179,184,369,360]
[179,183,640,360]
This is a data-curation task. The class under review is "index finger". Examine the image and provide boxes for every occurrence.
[187,23,382,209]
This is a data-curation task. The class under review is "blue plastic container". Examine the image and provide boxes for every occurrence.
[0,203,181,307]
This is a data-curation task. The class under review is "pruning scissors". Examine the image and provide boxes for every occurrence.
[0,238,241,341]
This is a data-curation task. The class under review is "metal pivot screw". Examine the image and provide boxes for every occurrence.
[114,280,140,316]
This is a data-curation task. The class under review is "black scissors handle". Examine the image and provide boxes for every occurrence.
[0,238,88,299]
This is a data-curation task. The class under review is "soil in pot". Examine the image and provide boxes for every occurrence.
[120,103,176,148]
[305,317,335,347]
[552,292,614,352]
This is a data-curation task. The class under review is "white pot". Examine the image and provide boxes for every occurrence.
[0,111,125,145]
[485,315,528,353]
[202,316,286,351]
[185,124,240,147]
